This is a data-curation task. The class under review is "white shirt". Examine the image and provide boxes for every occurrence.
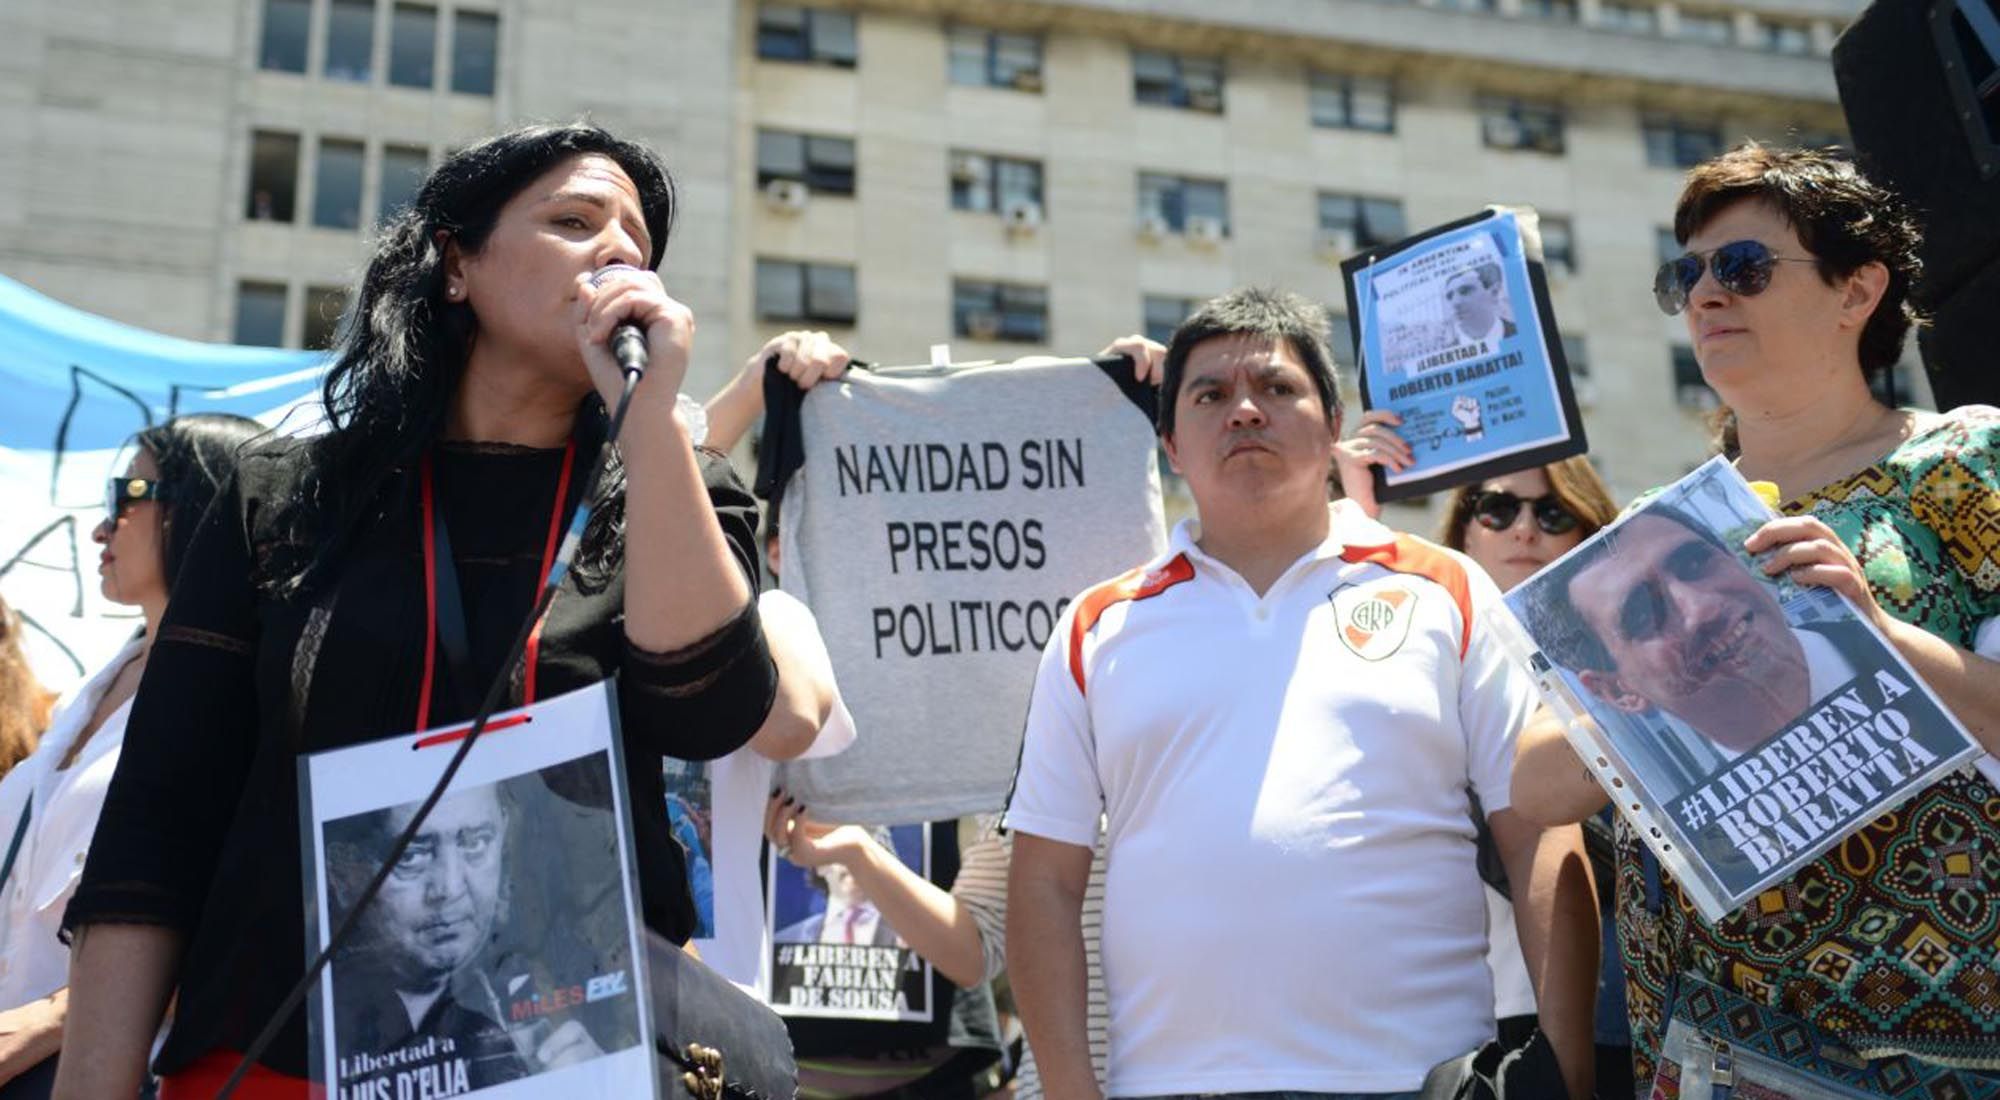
[692,591,856,994]
[1006,502,1538,1096]
[0,634,144,1010]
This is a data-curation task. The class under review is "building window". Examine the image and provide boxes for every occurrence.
[247,131,300,222]
[949,152,1043,214]
[1318,193,1406,248]
[756,260,858,324]
[235,282,288,347]
[389,5,437,88]
[1143,295,1198,344]
[1540,216,1576,274]
[325,0,375,82]
[1642,116,1723,168]
[1563,336,1590,380]
[947,27,1042,91]
[259,0,310,72]
[1326,311,1356,369]
[1597,1,1659,34]
[1308,73,1394,133]
[757,131,857,195]
[1563,335,1593,402]
[1520,0,1578,21]
[1671,344,1716,409]
[1436,0,1497,11]
[1132,50,1223,113]
[1762,19,1812,54]
[1676,11,1735,44]
[378,145,427,224]
[313,138,365,230]
[303,286,349,350]
[1656,226,1682,266]
[450,10,498,94]
[1138,174,1228,234]
[954,280,1048,343]
[1480,98,1565,154]
[757,6,858,67]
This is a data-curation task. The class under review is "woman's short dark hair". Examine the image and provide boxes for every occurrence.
[131,413,266,592]
[1673,142,1923,377]
[1156,287,1342,439]
[277,123,677,597]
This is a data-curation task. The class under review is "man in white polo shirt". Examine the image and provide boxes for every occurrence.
[1005,288,1598,1100]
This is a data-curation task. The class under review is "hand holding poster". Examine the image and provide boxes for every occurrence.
[1340,207,1586,502]
[773,358,1166,823]
[1501,459,1980,921]
[302,682,655,1099]
[766,824,933,1021]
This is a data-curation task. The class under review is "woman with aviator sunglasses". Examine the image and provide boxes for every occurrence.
[1512,143,2000,1092]
[0,413,260,1097]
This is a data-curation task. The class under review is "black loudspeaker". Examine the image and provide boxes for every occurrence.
[1833,0,2000,411]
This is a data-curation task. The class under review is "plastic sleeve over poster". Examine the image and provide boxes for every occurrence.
[1496,459,1980,922]
[299,680,658,1100]
[1341,206,1588,502]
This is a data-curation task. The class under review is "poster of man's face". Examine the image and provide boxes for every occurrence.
[320,758,643,1095]
[1443,262,1507,344]
[1510,466,1871,772]
[368,787,508,991]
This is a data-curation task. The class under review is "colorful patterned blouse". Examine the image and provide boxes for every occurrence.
[1618,404,2000,1092]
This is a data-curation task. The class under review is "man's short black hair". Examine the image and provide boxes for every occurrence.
[1157,287,1341,439]
[1514,501,1731,674]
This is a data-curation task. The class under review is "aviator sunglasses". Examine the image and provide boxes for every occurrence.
[1652,239,1820,316]
[106,477,170,520]
[1467,489,1579,536]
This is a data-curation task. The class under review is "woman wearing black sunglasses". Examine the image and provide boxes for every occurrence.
[1514,143,2000,1092]
[0,413,260,1098]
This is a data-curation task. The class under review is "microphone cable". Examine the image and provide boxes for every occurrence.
[216,368,647,1098]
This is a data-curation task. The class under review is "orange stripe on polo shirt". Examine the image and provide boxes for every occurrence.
[1340,535,1474,659]
[1067,554,1195,693]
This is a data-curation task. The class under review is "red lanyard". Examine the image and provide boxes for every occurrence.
[415,438,576,731]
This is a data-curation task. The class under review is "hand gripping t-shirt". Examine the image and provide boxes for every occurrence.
[1006,502,1539,1096]
[775,359,1166,823]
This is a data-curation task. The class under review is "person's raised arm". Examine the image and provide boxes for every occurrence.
[575,272,775,757]
[704,330,851,456]
[1007,833,1096,1100]
[747,592,848,762]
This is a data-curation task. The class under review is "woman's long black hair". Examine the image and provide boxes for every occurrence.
[132,412,267,592]
[271,123,677,598]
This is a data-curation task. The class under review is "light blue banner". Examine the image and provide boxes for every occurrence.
[0,274,329,688]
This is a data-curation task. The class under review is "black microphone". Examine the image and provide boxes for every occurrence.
[589,263,649,378]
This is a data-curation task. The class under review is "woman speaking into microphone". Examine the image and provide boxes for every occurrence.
[55,124,778,1099]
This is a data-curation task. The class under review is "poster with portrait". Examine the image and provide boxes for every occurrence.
[1500,459,1979,921]
[1340,207,1587,502]
[300,681,655,1099]
[765,823,933,1022]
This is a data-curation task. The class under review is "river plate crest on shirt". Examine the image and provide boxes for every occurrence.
[1330,582,1417,661]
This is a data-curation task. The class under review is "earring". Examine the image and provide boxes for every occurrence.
[446,285,462,300]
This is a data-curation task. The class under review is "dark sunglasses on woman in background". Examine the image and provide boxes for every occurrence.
[106,477,170,520]
[1652,239,1820,316]
[1468,489,1580,536]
